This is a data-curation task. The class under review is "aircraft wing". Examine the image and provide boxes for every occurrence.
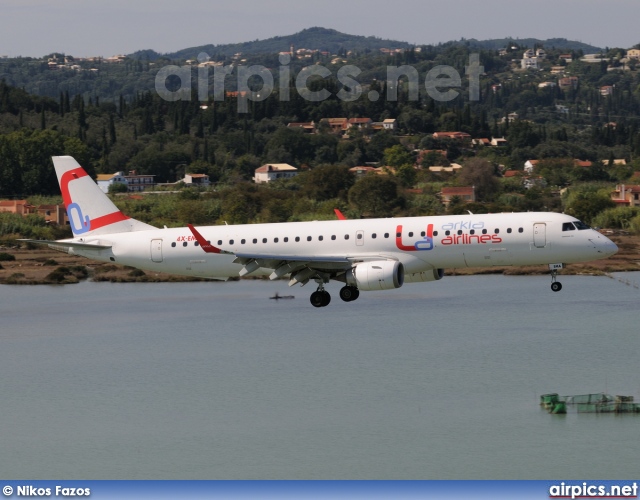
[187,224,394,283]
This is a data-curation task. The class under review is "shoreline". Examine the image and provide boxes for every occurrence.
[1,233,638,285]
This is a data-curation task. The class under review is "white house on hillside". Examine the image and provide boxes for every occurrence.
[182,173,210,186]
[97,172,128,193]
[254,164,298,184]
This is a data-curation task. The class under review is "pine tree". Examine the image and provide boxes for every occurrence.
[109,114,116,144]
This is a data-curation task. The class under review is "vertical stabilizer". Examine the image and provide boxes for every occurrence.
[52,156,156,236]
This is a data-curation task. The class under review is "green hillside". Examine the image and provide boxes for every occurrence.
[130,27,414,60]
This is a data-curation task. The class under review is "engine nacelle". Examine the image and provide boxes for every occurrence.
[404,268,445,283]
[345,260,404,291]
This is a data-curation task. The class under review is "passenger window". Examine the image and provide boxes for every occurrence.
[494,229,499,234]
[284,237,289,242]
[445,230,450,236]
[482,229,487,235]
[229,240,234,245]
[562,222,576,231]
[433,231,438,236]
[384,233,389,238]
[263,238,267,243]
[457,230,463,235]
[421,231,425,237]
[253,238,257,244]
[295,237,300,242]
[372,233,377,239]
[396,231,402,237]
[241,239,246,244]
[518,228,523,233]
[345,234,350,240]
[331,235,336,240]
[217,240,222,245]
[357,233,362,239]
[319,236,323,241]
[307,236,312,241]
[171,242,176,248]
[183,242,188,247]
[470,230,475,235]
[195,242,200,247]
[408,232,414,237]
[274,238,279,243]
[507,228,512,234]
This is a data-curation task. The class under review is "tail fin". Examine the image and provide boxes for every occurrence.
[53,156,156,237]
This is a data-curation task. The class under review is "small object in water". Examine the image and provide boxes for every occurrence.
[270,292,295,300]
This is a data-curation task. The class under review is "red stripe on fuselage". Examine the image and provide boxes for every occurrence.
[187,224,222,254]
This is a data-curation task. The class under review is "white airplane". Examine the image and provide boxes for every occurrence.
[25,156,618,307]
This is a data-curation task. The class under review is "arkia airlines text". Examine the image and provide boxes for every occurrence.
[24,156,619,308]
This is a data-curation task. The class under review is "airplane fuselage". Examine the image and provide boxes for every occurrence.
[65,212,617,280]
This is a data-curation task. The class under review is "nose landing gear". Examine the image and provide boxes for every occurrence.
[549,263,563,292]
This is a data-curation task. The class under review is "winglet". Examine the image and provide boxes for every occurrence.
[334,209,347,220]
[187,224,222,254]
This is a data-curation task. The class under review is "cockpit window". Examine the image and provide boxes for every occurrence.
[574,220,590,230]
[562,222,576,231]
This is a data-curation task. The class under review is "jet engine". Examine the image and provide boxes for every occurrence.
[345,260,404,291]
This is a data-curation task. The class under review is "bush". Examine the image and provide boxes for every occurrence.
[45,267,70,282]
[0,252,16,261]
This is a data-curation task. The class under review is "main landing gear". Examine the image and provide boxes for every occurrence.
[549,263,563,292]
[309,283,360,308]
[339,285,359,302]
[310,289,331,308]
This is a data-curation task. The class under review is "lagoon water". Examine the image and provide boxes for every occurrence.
[0,273,638,479]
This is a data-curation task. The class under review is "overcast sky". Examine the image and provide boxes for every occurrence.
[1,0,638,58]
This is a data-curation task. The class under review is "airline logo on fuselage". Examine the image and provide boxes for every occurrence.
[395,220,503,252]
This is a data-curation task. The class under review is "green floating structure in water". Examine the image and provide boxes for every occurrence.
[541,393,640,414]
[540,393,567,414]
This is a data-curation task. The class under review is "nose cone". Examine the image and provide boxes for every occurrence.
[595,233,618,258]
[602,237,618,258]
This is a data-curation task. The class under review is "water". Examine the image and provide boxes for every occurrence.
[0,273,638,479]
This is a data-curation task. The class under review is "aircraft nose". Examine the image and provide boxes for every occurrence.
[603,238,618,257]
[597,234,618,257]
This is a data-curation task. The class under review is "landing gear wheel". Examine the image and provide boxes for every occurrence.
[310,290,331,308]
[550,266,563,292]
[310,291,324,308]
[339,286,360,302]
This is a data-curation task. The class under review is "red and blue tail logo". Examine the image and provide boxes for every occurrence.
[60,167,129,235]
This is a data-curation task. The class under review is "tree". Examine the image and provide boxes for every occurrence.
[457,158,500,202]
[108,182,128,194]
[395,164,417,187]
[348,175,404,216]
[564,188,616,223]
[383,144,413,168]
[303,164,354,201]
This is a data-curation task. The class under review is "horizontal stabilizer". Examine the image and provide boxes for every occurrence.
[19,239,112,250]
